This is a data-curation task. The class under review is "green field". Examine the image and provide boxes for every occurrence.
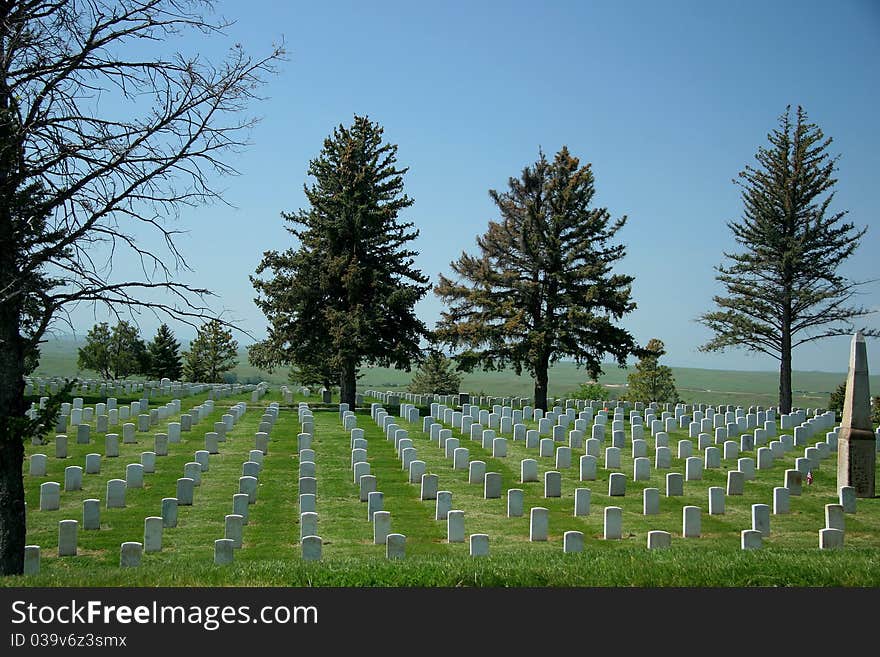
[30,336,879,410]
[5,385,879,587]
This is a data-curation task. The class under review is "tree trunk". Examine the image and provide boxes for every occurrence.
[533,359,549,412]
[0,302,26,575]
[339,359,357,408]
[779,307,792,414]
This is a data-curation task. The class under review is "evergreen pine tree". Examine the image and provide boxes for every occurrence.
[183,320,238,383]
[434,146,641,411]
[625,338,680,404]
[250,116,430,406]
[408,352,463,395]
[699,106,877,413]
[827,381,847,416]
[147,324,183,380]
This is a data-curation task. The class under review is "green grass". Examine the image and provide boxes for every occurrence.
[6,388,880,587]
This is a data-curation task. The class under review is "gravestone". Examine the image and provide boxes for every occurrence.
[709,487,725,515]
[752,504,771,537]
[386,533,406,560]
[141,451,156,474]
[727,470,745,495]
[666,472,683,497]
[704,446,721,469]
[507,489,524,517]
[176,478,194,506]
[608,472,626,496]
[484,472,502,499]
[55,435,68,459]
[604,506,622,540]
[683,506,701,538]
[655,446,671,469]
[605,446,621,469]
[299,493,316,514]
[564,531,584,553]
[120,541,142,567]
[556,446,571,469]
[773,487,790,514]
[30,453,47,477]
[544,471,562,498]
[205,432,220,454]
[633,456,650,481]
[643,487,660,515]
[435,491,452,520]
[183,462,201,486]
[825,504,845,531]
[579,455,597,481]
[99,435,119,463]
[469,533,490,557]
[447,510,465,543]
[357,474,376,502]
[64,465,82,492]
[240,476,258,503]
[81,499,101,532]
[529,507,548,541]
[678,440,693,459]
[58,519,78,556]
[819,528,844,549]
[298,512,316,543]
[839,486,857,513]
[741,530,763,550]
[685,456,703,481]
[648,530,672,550]
[574,488,591,516]
[367,491,383,521]
[836,332,875,497]
[123,423,136,444]
[162,498,178,528]
[421,474,438,501]
[76,424,90,445]
[738,457,756,481]
[632,439,647,458]
[468,460,486,484]
[144,516,163,553]
[214,539,234,565]
[24,546,40,575]
[521,459,538,483]
[785,469,803,496]
[302,535,322,561]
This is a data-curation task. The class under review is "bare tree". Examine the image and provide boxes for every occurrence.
[0,1,283,575]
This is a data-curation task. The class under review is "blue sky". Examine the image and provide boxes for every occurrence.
[66,0,879,375]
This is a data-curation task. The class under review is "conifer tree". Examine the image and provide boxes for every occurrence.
[146,324,183,381]
[435,147,641,411]
[408,351,463,395]
[699,106,877,413]
[250,116,430,406]
[183,320,238,383]
[625,338,680,404]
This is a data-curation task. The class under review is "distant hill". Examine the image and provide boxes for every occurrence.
[30,335,878,409]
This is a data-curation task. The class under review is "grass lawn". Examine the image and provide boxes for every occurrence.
[4,387,879,587]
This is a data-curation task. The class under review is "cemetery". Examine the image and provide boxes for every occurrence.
[6,360,879,588]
